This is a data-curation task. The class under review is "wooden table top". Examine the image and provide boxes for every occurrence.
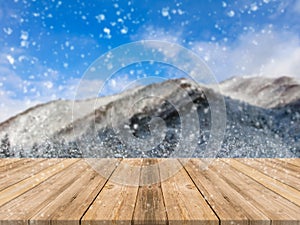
[0,158,299,225]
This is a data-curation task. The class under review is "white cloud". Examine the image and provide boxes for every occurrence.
[0,75,80,122]
[43,81,53,89]
[135,26,295,82]
[1,25,299,122]
[0,47,78,122]
[101,74,138,96]
[131,25,182,43]
[135,25,300,81]
[193,28,300,80]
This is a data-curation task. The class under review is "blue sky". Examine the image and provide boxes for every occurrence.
[0,0,300,121]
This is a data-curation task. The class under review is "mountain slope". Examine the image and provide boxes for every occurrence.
[0,76,299,158]
[218,76,300,108]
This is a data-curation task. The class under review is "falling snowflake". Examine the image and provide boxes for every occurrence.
[227,10,235,17]
[103,27,110,35]
[95,14,105,23]
[162,7,169,17]
[3,27,13,35]
[6,55,15,65]
[250,3,258,11]
[120,27,128,34]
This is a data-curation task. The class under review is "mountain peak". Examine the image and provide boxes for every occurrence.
[0,75,299,158]
[219,75,300,108]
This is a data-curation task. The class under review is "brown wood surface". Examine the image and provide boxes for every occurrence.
[133,159,167,225]
[0,158,22,168]
[181,159,270,225]
[225,159,300,207]
[0,159,63,192]
[220,159,300,225]
[81,159,142,225]
[159,159,218,225]
[0,158,299,225]
[0,158,34,173]
[240,158,300,191]
[30,159,119,225]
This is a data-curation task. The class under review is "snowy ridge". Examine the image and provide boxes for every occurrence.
[218,76,300,108]
[0,76,299,158]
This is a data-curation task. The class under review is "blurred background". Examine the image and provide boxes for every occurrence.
[1,0,300,122]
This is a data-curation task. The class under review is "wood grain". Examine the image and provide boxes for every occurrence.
[227,159,300,207]
[81,159,142,225]
[0,159,84,225]
[0,159,78,207]
[239,158,300,191]
[182,159,270,225]
[0,158,34,173]
[159,159,218,225]
[0,158,299,225]
[220,159,300,225]
[133,158,167,225]
[0,159,62,191]
[30,159,119,225]
[0,158,21,168]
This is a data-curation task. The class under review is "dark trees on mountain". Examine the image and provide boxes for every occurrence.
[0,134,11,157]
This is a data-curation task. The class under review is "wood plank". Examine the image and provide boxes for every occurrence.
[280,158,300,167]
[0,159,78,207]
[0,159,45,178]
[159,159,218,225]
[0,159,62,191]
[29,159,119,225]
[0,159,299,225]
[0,158,34,173]
[133,159,167,225]
[226,159,300,207]
[81,159,142,225]
[0,160,87,225]
[272,159,300,176]
[238,159,300,191]
[181,159,270,225]
[218,159,300,225]
[256,159,300,179]
[0,158,21,167]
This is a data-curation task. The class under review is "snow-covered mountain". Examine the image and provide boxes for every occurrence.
[0,76,299,158]
[218,76,300,108]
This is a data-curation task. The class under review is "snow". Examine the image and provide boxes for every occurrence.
[227,10,235,17]
[95,14,105,23]
[33,12,40,17]
[218,76,300,108]
[20,31,29,40]
[177,9,184,15]
[162,7,170,17]
[103,27,111,38]
[20,31,29,47]
[3,27,13,35]
[120,27,128,34]
[6,55,15,65]
[43,81,53,89]
[0,77,299,158]
[250,3,258,11]
[0,0,299,158]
